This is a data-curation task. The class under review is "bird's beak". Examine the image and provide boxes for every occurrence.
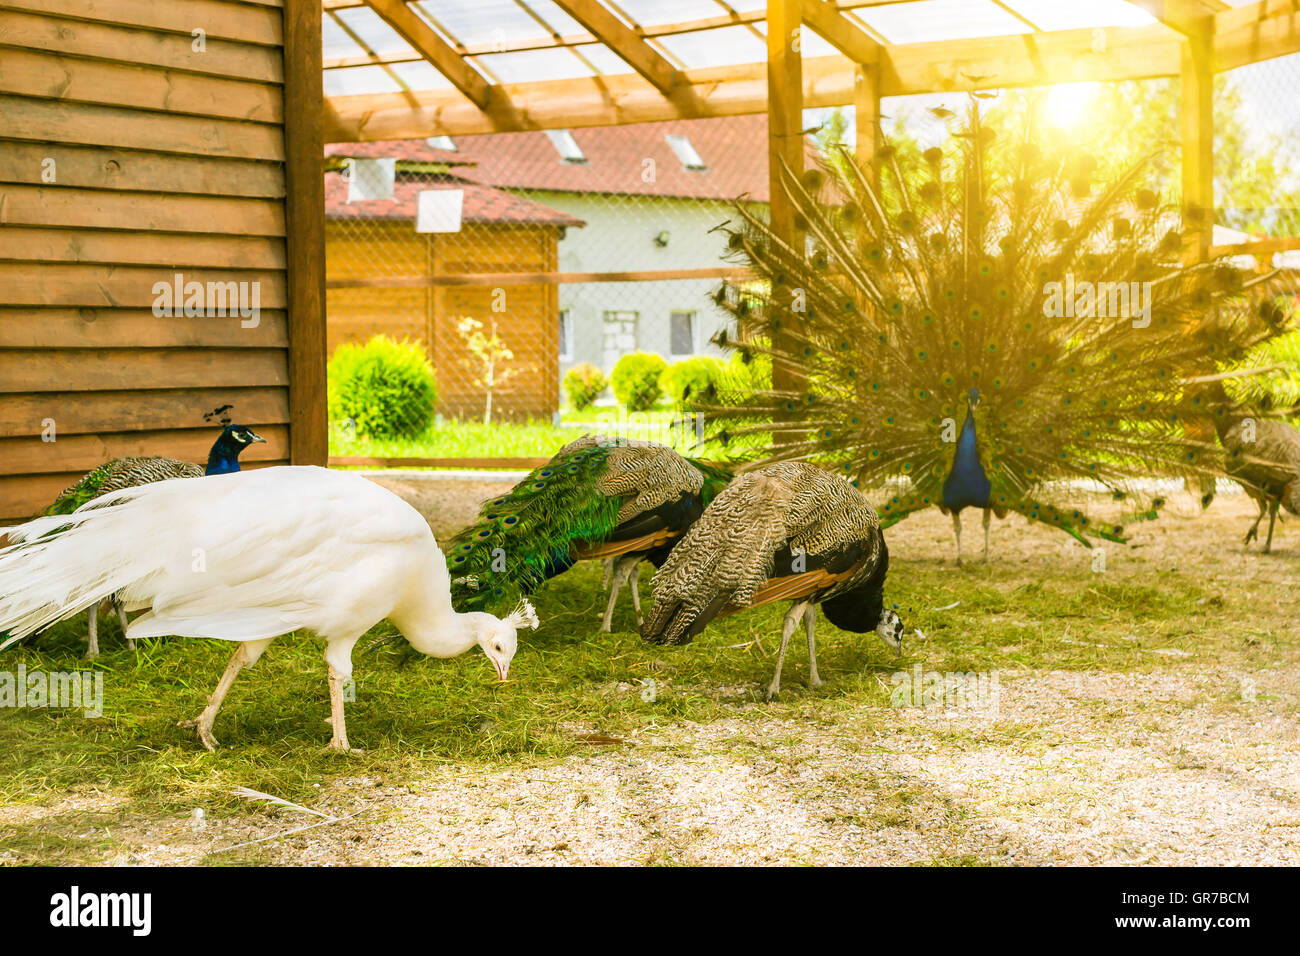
[493,660,509,682]
[249,430,267,443]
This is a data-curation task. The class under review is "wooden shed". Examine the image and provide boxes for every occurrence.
[0,0,325,521]
[323,168,582,420]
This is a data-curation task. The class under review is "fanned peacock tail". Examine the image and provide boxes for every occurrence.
[697,101,1296,546]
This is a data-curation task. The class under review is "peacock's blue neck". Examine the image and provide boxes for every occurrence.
[941,409,992,512]
[205,437,244,475]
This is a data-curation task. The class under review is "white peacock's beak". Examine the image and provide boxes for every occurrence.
[493,659,509,682]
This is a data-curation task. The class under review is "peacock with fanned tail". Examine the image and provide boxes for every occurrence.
[700,104,1295,563]
[446,435,732,629]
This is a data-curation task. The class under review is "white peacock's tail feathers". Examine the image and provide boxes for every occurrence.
[695,100,1298,544]
[504,599,539,631]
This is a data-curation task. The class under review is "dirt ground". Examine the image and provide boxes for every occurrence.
[7,474,1292,867]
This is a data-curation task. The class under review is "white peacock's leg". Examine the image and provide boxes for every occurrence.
[766,604,802,701]
[323,635,364,752]
[327,665,353,752]
[803,603,822,688]
[1264,500,1280,553]
[85,604,99,659]
[114,598,134,652]
[178,638,273,751]
[952,511,964,566]
[982,508,991,563]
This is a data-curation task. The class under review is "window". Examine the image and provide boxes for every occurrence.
[559,309,573,361]
[545,129,588,164]
[669,311,696,356]
[602,311,639,369]
[665,133,707,171]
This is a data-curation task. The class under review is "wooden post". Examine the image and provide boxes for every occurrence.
[854,61,881,187]
[767,0,806,402]
[283,0,328,465]
[1180,15,1215,262]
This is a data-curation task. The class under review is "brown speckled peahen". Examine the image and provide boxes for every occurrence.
[641,461,903,699]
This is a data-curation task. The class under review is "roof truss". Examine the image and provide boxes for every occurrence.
[324,0,1300,141]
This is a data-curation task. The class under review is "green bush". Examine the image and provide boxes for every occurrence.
[721,349,773,393]
[327,335,438,439]
[610,351,667,411]
[563,362,608,411]
[662,356,725,409]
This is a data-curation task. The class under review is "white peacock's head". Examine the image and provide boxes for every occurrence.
[478,600,539,681]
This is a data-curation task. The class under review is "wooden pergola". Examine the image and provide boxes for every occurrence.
[323,0,1300,263]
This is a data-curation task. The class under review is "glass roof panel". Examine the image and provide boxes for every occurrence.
[1000,0,1156,32]
[609,0,735,31]
[572,42,637,75]
[656,24,767,68]
[411,0,557,48]
[471,47,597,83]
[855,0,1034,44]
[323,15,366,59]
[324,65,404,97]
[335,6,421,57]
[388,59,456,90]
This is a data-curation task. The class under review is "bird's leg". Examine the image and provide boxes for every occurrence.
[178,643,252,752]
[84,604,99,659]
[952,511,964,566]
[629,561,643,628]
[601,557,614,590]
[599,555,639,633]
[1245,499,1267,545]
[803,604,822,689]
[326,664,355,753]
[766,604,802,701]
[982,508,991,564]
[1264,500,1280,554]
[113,597,134,652]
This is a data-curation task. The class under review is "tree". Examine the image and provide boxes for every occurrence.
[457,317,519,425]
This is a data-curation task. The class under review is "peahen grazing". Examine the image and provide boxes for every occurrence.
[42,423,265,656]
[701,104,1295,563]
[641,461,903,699]
[447,435,731,631]
[0,467,537,751]
[1201,397,1300,552]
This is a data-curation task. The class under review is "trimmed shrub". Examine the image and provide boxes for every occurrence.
[610,351,667,411]
[662,356,725,410]
[563,362,608,411]
[327,335,437,439]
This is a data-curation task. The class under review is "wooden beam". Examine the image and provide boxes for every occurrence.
[364,0,492,110]
[552,0,681,95]
[853,60,880,182]
[769,0,805,403]
[1214,0,1300,69]
[283,0,328,466]
[1180,14,1216,260]
[1129,0,1219,36]
[326,267,755,288]
[801,0,882,64]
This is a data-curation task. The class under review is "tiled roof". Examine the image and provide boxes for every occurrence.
[326,115,781,201]
[324,171,585,227]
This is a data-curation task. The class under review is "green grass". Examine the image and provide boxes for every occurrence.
[329,405,707,463]
[1,549,1289,864]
